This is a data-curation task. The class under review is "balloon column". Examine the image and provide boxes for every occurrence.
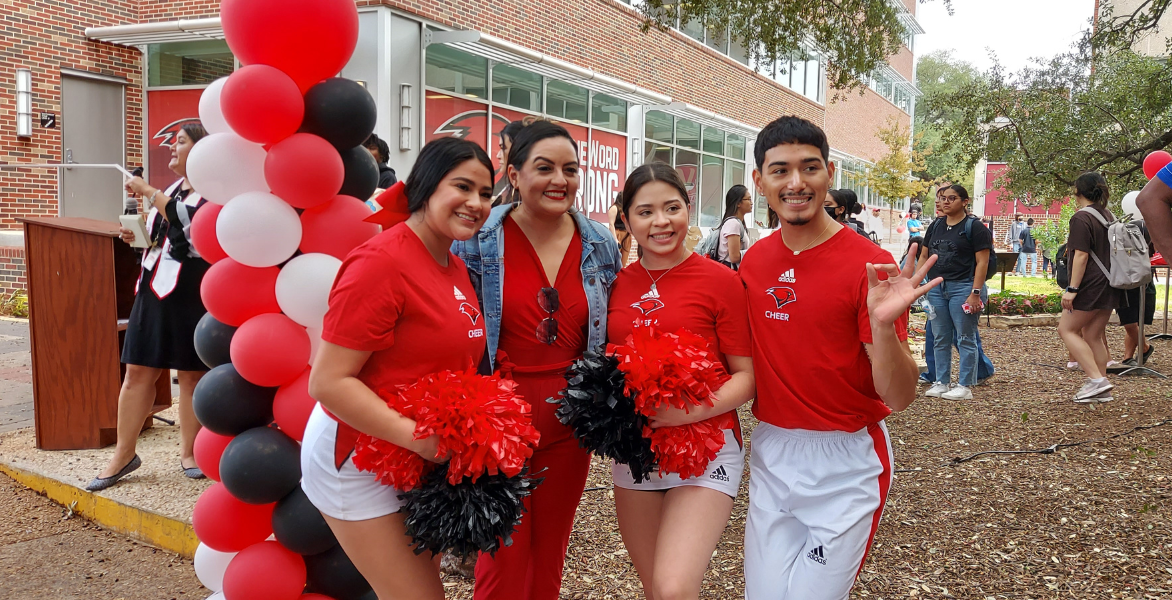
[187,0,379,598]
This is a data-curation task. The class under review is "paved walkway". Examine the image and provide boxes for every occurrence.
[0,319,31,434]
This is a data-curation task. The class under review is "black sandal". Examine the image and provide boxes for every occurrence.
[85,455,141,491]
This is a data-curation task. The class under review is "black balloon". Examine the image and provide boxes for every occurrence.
[273,487,338,555]
[193,312,236,369]
[305,544,373,600]
[338,145,379,200]
[192,364,276,436]
[219,426,302,505]
[302,78,377,150]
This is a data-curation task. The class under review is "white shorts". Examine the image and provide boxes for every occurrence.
[300,404,405,521]
[744,421,893,600]
[611,428,745,498]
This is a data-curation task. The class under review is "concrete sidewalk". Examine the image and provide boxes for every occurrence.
[0,318,32,434]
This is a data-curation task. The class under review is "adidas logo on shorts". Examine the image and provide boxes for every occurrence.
[709,465,730,482]
[806,545,827,565]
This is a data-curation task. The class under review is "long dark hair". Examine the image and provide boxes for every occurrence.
[506,120,578,172]
[1075,172,1109,207]
[722,184,748,222]
[404,137,493,213]
[828,189,860,221]
[946,184,970,202]
[619,163,690,218]
[182,122,208,145]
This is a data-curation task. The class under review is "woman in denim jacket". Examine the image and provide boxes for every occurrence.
[453,121,622,600]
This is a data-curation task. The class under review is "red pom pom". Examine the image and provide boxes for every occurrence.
[615,325,734,478]
[352,370,541,488]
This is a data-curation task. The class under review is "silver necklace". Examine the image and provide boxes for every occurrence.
[641,255,687,297]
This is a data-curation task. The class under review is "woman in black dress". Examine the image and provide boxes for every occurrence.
[1058,171,1123,404]
[87,123,211,491]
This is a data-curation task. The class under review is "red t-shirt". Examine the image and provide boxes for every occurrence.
[321,223,486,462]
[498,216,589,369]
[739,227,908,432]
[608,253,752,367]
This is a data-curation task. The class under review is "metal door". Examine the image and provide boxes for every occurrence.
[60,73,126,221]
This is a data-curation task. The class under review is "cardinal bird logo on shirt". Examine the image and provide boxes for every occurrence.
[458,302,482,325]
[631,297,665,315]
[765,286,797,309]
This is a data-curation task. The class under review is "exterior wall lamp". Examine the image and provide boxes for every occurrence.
[399,83,412,151]
[16,69,33,138]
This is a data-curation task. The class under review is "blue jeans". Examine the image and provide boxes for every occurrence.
[927,279,982,387]
[1017,252,1037,276]
[923,319,994,382]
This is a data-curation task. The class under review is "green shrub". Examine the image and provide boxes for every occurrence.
[985,291,1063,316]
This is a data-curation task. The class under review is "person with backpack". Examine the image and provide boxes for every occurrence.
[1018,218,1038,277]
[825,189,869,238]
[713,184,751,270]
[917,184,993,400]
[1058,172,1124,403]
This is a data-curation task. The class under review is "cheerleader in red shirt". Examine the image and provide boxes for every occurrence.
[607,163,756,599]
[302,137,494,600]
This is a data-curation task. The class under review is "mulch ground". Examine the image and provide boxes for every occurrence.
[0,472,203,600]
[440,322,1172,599]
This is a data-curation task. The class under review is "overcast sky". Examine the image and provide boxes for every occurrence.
[915,0,1098,73]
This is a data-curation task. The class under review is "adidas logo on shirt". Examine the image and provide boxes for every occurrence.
[453,286,466,301]
[709,465,730,482]
[777,268,796,283]
[806,545,827,565]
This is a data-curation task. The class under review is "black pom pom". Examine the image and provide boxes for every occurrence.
[550,349,656,483]
[399,464,541,558]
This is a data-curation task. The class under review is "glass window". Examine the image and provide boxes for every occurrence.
[645,110,674,143]
[726,160,746,193]
[675,118,700,150]
[147,40,234,87]
[546,80,588,123]
[805,58,820,100]
[727,134,746,161]
[676,149,700,225]
[729,36,750,66]
[756,55,774,79]
[591,93,627,132]
[754,190,770,227]
[645,142,672,166]
[705,24,729,53]
[702,126,724,155]
[425,44,487,98]
[680,17,705,44]
[492,64,542,112]
[700,155,724,227]
[774,58,790,88]
[790,57,806,95]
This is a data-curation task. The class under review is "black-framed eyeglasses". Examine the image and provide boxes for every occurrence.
[536,287,559,345]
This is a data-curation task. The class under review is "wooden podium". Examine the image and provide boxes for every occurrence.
[19,217,171,450]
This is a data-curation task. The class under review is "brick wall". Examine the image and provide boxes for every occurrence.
[0,247,26,298]
[0,0,142,230]
[823,87,912,164]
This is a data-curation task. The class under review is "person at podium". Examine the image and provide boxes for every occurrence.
[87,123,211,491]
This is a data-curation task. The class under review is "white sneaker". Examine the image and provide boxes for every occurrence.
[925,383,951,397]
[1074,378,1114,401]
[942,386,973,400]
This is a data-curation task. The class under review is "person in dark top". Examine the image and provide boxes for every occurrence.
[492,119,529,206]
[1018,218,1038,276]
[363,133,398,190]
[917,184,992,400]
[1059,172,1123,403]
[1114,220,1156,366]
[88,123,211,491]
[824,189,868,238]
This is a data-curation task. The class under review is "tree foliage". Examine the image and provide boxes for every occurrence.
[864,117,933,208]
[924,1,1172,204]
[913,51,981,187]
[637,0,951,91]
[1093,0,1171,52]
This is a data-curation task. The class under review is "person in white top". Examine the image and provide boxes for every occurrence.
[716,184,752,270]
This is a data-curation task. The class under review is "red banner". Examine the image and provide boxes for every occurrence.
[146,89,203,191]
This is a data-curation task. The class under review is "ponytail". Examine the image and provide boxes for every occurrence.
[1075,172,1110,207]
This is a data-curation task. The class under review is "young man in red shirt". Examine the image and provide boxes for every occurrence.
[739,116,940,598]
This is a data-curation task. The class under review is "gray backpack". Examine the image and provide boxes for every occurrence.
[1077,207,1151,290]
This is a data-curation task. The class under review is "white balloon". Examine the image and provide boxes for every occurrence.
[186,133,269,205]
[205,593,225,600]
[198,78,231,135]
[1122,190,1142,221]
[276,253,342,329]
[193,543,236,593]
[307,327,323,366]
[217,192,303,267]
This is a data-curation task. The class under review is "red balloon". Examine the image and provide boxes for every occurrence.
[192,483,275,552]
[1144,151,1172,180]
[193,428,234,482]
[191,202,227,263]
[300,195,380,260]
[231,314,311,387]
[201,259,281,326]
[223,541,307,600]
[274,368,315,442]
[265,134,344,209]
[221,65,305,145]
[221,0,359,93]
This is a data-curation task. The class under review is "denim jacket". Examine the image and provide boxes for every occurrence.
[453,203,623,371]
